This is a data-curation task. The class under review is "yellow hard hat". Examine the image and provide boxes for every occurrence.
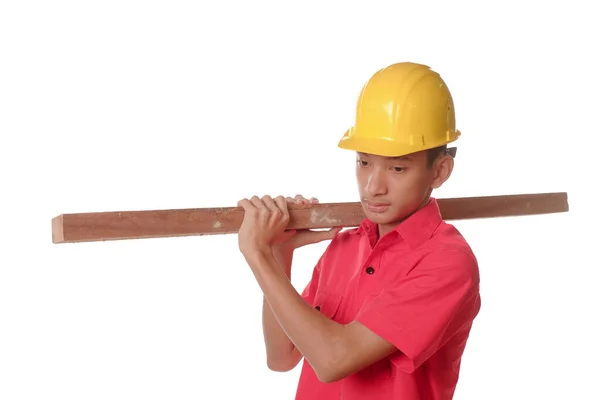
[338,62,460,157]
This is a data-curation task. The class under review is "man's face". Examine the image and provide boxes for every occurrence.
[355,150,452,235]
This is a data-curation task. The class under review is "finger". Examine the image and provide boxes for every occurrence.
[294,194,311,205]
[277,229,296,243]
[294,194,310,205]
[308,227,342,244]
[330,226,342,235]
[287,196,307,206]
[237,198,256,213]
[274,195,289,217]
[250,195,266,209]
[261,195,279,213]
[237,198,251,208]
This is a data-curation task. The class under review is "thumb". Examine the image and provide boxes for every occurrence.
[277,229,297,243]
[308,226,342,244]
[328,226,343,237]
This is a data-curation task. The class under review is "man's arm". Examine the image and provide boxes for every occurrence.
[248,249,398,383]
[237,194,479,382]
[246,247,480,383]
[262,297,303,371]
[261,248,302,371]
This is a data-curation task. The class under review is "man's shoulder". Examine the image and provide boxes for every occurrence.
[416,222,479,278]
[430,221,476,255]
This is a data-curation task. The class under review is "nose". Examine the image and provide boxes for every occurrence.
[365,167,387,197]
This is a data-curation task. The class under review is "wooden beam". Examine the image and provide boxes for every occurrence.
[51,192,569,244]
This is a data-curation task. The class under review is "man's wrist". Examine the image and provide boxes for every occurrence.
[244,246,275,267]
[245,247,291,289]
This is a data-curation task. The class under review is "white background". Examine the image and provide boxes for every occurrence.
[1,1,598,399]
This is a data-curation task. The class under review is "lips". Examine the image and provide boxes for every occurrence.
[365,200,391,212]
[367,201,390,206]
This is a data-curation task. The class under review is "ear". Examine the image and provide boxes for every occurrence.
[430,154,454,189]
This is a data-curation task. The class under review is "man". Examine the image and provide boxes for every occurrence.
[236,62,481,399]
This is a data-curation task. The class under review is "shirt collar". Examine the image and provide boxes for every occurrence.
[350,197,443,249]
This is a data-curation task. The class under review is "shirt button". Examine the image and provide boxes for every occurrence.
[315,305,321,311]
[366,266,375,275]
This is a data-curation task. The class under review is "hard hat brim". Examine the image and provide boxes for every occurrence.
[338,130,461,158]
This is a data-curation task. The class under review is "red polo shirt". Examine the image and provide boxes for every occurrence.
[295,197,481,400]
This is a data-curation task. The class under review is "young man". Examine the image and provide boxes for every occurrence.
[236,62,481,400]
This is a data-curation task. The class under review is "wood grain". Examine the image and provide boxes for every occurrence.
[51,192,569,244]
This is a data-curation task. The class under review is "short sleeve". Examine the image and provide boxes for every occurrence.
[354,248,480,373]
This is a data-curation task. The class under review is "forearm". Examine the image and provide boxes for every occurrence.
[262,297,302,370]
[247,250,347,382]
[261,247,301,371]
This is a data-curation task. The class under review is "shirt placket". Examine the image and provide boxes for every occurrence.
[355,238,390,296]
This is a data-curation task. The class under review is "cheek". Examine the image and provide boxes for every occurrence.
[355,168,368,187]
[389,172,430,198]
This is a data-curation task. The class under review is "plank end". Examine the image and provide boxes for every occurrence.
[52,215,65,244]
[563,192,570,212]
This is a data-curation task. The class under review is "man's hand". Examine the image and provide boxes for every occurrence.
[274,194,341,255]
[236,195,291,259]
[236,194,341,266]
[272,195,341,278]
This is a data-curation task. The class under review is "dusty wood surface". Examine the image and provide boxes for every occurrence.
[51,192,569,244]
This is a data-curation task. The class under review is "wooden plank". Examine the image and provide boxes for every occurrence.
[51,192,569,244]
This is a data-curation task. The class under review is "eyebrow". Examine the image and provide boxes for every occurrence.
[389,155,411,161]
[358,152,412,161]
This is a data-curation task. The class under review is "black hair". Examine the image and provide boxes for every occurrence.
[426,145,448,168]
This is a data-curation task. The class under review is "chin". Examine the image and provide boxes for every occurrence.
[369,213,398,225]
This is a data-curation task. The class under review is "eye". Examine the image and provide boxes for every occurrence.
[357,160,369,167]
[391,166,405,173]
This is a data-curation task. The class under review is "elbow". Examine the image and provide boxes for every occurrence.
[267,360,296,372]
[266,350,302,372]
[315,363,350,383]
[316,370,344,384]
[313,339,352,383]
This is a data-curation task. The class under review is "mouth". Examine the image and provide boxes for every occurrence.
[364,200,391,212]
